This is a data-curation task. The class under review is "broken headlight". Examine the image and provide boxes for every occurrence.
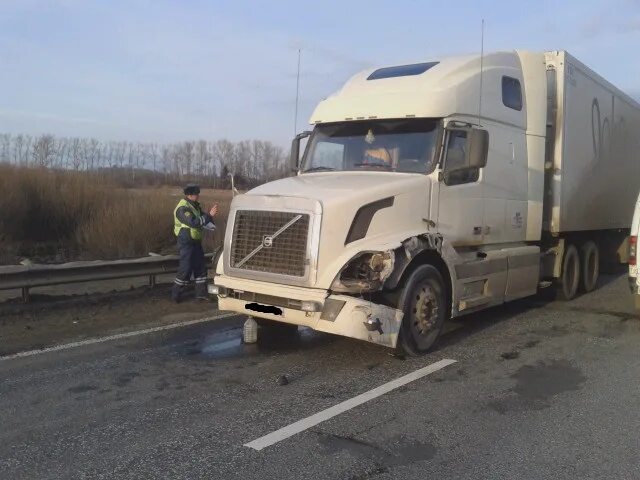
[330,251,395,293]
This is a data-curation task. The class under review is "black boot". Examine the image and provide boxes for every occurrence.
[171,283,183,303]
[194,283,209,301]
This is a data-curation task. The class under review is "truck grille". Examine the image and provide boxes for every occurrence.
[230,210,310,277]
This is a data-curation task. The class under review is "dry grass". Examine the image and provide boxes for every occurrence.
[0,165,232,263]
[0,165,104,244]
[75,192,176,259]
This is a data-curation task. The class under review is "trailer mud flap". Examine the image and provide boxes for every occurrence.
[314,295,404,349]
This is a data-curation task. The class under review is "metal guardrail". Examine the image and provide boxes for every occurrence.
[0,253,214,302]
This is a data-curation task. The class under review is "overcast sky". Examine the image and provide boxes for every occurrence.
[1,0,640,147]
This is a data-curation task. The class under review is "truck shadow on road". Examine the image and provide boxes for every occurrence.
[172,324,340,361]
[434,295,551,353]
[435,273,631,353]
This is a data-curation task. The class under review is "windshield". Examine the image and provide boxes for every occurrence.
[301,119,440,174]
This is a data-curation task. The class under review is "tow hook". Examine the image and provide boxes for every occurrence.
[363,317,384,335]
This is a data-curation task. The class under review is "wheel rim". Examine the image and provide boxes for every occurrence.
[409,281,440,346]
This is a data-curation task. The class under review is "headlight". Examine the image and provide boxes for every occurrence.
[330,250,395,293]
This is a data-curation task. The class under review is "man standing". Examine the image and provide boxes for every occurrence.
[172,184,218,302]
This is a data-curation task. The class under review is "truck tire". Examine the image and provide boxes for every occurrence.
[397,265,447,356]
[580,240,599,293]
[556,244,581,301]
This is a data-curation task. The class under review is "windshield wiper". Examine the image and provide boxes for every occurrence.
[302,166,336,173]
[353,163,394,171]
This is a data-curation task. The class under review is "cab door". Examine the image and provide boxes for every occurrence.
[436,128,485,246]
[482,123,528,245]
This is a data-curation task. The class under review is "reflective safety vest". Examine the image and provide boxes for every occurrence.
[173,199,203,241]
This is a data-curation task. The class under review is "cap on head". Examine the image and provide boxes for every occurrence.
[184,184,200,196]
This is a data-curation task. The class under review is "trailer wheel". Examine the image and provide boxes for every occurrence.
[397,265,447,356]
[556,244,581,301]
[580,241,599,293]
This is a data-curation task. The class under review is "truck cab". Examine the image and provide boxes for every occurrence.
[211,50,639,354]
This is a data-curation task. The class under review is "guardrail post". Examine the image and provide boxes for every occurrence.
[149,275,156,287]
[22,287,30,303]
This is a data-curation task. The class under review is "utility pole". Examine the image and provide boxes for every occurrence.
[294,48,301,136]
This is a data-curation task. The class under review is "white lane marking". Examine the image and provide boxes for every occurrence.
[0,312,238,362]
[244,358,457,451]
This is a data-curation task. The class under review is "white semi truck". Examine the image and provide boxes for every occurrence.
[209,50,640,355]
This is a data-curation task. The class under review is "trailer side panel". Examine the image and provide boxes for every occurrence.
[546,51,640,234]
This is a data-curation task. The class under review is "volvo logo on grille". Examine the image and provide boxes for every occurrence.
[262,235,274,248]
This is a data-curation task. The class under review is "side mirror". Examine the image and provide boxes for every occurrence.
[290,130,312,172]
[444,127,488,174]
[445,142,466,172]
[468,128,489,169]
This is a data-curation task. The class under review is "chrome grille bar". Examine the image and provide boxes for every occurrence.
[230,210,310,277]
[235,214,303,268]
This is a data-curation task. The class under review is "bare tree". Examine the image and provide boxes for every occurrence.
[0,133,11,163]
[114,142,126,169]
[12,134,22,165]
[21,135,33,166]
[54,137,69,168]
[148,143,158,182]
[86,139,100,170]
[102,142,114,168]
[2,130,290,188]
[263,141,285,182]
[32,134,57,167]
[194,140,209,178]
[206,141,219,185]
[160,145,171,182]
[175,141,194,178]
[69,138,85,170]
[212,140,234,174]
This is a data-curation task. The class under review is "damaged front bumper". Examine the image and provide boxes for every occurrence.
[212,275,403,348]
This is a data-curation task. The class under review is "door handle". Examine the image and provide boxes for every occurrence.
[484,226,491,234]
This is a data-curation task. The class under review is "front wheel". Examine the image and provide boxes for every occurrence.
[396,265,448,356]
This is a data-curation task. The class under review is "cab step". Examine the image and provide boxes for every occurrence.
[458,295,491,311]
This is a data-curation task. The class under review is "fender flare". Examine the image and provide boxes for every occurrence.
[384,234,455,298]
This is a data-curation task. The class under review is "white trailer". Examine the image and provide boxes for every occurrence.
[541,51,640,297]
[210,50,640,355]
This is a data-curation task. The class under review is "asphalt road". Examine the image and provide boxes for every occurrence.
[1,275,640,479]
